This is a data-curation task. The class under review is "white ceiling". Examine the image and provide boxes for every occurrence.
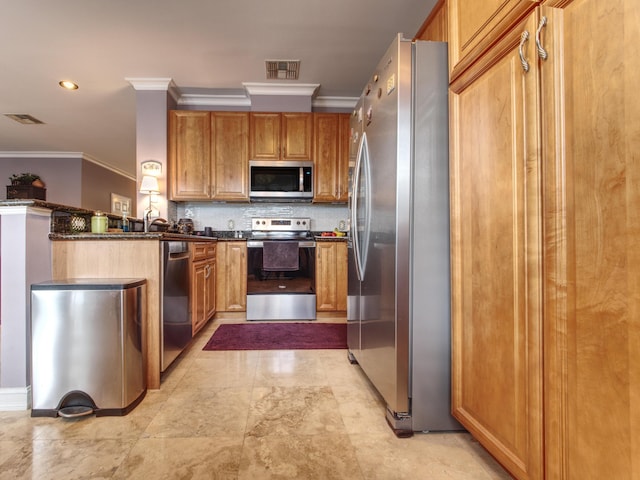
[0,0,437,177]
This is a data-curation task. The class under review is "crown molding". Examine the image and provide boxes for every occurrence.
[312,96,358,109]
[178,94,251,108]
[177,93,357,110]
[242,82,320,97]
[125,77,180,103]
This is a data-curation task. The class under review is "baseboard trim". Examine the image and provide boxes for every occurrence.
[0,386,31,411]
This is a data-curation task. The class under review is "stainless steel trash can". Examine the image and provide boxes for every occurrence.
[31,278,146,418]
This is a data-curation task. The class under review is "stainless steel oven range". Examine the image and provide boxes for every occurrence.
[246,217,316,320]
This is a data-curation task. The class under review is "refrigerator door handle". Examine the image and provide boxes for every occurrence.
[352,132,371,281]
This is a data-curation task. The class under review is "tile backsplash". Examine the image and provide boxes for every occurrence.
[175,202,348,232]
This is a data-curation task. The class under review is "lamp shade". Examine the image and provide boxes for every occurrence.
[139,175,160,194]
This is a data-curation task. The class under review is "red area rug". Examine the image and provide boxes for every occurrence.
[202,322,347,351]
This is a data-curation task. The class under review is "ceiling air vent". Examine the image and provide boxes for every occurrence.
[265,60,300,80]
[4,114,45,125]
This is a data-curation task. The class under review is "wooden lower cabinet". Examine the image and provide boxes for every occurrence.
[315,241,347,311]
[215,241,247,311]
[450,2,640,478]
[190,242,216,335]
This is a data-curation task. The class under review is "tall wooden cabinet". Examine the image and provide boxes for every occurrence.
[168,110,211,200]
[449,1,640,478]
[215,241,247,312]
[210,112,249,200]
[249,112,313,161]
[313,112,350,203]
[168,111,249,201]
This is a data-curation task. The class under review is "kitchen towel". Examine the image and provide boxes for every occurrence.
[262,240,299,271]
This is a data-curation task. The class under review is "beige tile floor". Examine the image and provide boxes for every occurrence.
[0,318,512,479]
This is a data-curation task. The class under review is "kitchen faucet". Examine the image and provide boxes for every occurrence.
[144,210,152,233]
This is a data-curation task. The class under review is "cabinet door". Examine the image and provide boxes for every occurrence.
[313,113,340,202]
[542,1,640,478]
[313,113,350,203]
[449,12,543,480]
[168,111,212,200]
[448,0,538,80]
[205,259,216,319]
[336,113,350,202]
[281,112,312,160]
[191,260,207,335]
[334,241,347,311]
[215,241,247,311]
[211,112,249,201]
[315,242,347,311]
[249,112,280,160]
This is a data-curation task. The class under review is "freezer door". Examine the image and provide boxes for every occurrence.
[356,34,412,416]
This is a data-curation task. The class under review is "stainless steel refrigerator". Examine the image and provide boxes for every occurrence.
[347,34,462,434]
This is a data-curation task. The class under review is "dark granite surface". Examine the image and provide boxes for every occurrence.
[49,232,220,242]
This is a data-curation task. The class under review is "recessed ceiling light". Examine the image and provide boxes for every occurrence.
[59,80,79,90]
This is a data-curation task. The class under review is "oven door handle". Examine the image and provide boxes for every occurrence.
[247,240,315,248]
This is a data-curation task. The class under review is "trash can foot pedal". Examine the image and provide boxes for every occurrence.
[58,405,94,418]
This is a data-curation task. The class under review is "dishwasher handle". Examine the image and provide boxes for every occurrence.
[168,251,190,261]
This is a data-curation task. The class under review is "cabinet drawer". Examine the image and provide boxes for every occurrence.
[191,242,216,261]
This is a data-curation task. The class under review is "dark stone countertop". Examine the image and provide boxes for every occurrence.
[312,232,348,242]
[49,232,219,242]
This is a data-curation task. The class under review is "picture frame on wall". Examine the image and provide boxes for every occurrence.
[111,193,131,216]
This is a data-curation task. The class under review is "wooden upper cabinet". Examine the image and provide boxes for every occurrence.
[313,112,350,203]
[168,111,212,200]
[249,112,280,159]
[249,112,312,161]
[282,112,313,160]
[448,0,539,80]
[211,112,249,201]
[168,110,248,202]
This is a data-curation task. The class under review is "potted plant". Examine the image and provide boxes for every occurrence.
[7,173,46,200]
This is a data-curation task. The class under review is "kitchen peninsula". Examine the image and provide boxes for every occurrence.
[0,200,218,411]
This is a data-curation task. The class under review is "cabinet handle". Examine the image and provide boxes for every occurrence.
[536,16,548,60]
[519,30,530,73]
[205,264,212,279]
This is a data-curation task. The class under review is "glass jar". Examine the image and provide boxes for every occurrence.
[91,211,108,233]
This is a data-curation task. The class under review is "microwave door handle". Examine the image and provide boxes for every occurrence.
[299,167,304,192]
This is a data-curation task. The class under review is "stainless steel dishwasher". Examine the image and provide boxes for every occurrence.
[161,241,191,371]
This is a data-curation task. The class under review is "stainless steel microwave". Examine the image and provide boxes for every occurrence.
[249,160,313,201]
